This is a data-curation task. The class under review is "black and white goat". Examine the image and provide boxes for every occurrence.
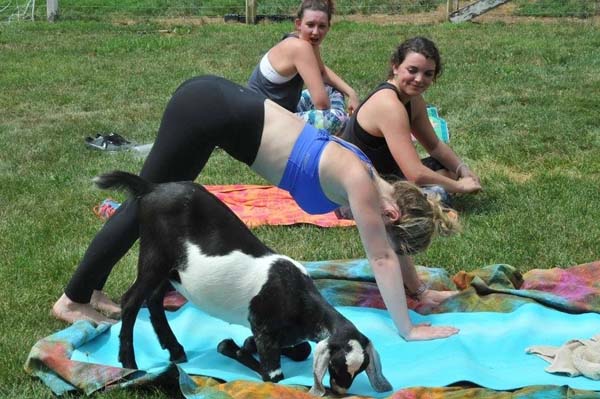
[96,171,392,396]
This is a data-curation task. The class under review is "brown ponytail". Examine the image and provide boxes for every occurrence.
[297,0,335,24]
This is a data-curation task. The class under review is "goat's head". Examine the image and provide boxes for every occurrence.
[309,337,392,396]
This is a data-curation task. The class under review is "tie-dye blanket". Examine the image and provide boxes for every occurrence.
[25,260,600,398]
[94,185,355,228]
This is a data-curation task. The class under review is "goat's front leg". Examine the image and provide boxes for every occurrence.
[253,333,284,382]
[217,339,262,375]
[147,281,186,364]
[243,336,310,362]
[283,341,311,361]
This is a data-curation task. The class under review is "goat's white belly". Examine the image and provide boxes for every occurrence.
[170,241,280,327]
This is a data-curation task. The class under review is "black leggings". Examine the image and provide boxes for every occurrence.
[65,76,265,303]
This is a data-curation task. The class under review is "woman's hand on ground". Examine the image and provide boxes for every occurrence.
[458,176,482,193]
[459,167,481,185]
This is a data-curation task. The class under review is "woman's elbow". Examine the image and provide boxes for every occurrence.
[370,254,397,273]
[402,169,425,184]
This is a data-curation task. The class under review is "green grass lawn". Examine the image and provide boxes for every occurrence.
[1,13,599,398]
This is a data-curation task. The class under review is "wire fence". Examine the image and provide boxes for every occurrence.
[2,0,599,22]
[1,0,36,21]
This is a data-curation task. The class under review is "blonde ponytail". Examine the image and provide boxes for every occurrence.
[386,181,460,255]
[426,196,461,237]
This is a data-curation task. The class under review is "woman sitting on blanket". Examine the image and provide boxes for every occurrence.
[53,75,460,341]
[339,36,482,200]
[247,0,359,135]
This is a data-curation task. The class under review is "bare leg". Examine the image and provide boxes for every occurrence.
[415,289,458,315]
[52,293,117,324]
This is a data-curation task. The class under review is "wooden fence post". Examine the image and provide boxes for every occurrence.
[446,0,460,18]
[246,0,256,24]
[47,0,59,22]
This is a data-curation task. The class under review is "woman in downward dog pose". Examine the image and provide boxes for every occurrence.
[248,0,358,134]
[53,75,460,341]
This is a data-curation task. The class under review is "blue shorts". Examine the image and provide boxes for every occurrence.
[279,124,373,215]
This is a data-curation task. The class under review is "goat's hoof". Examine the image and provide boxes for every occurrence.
[169,344,187,364]
[119,356,138,370]
[171,353,188,364]
[119,352,137,370]
[242,336,257,353]
[283,341,311,361]
[217,339,240,358]
[263,371,284,383]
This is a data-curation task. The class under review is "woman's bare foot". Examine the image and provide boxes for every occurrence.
[416,289,458,313]
[90,290,121,319]
[52,293,117,324]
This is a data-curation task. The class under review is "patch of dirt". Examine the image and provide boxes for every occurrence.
[336,3,599,25]
[113,2,599,28]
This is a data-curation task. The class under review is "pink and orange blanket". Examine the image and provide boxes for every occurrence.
[94,185,355,228]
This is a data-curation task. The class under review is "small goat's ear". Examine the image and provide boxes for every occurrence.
[308,339,330,397]
[365,342,393,393]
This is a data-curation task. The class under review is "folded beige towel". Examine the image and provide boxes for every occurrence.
[526,333,600,380]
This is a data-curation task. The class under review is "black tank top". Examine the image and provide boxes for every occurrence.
[340,82,411,176]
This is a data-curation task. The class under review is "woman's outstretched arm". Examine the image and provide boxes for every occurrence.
[344,171,459,340]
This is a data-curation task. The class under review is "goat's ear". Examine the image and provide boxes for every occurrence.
[308,339,330,397]
[365,342,393,393]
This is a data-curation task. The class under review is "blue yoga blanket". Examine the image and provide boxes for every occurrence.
[71,302,600,397]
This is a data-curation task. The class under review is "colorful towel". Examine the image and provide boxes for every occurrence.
[205,185,355,228]
[26,260,600,398]
[410,105,450,143]
[429,105,450,143]
[93,185,355,228]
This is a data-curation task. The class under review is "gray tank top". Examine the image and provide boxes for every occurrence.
[247,34,305,112]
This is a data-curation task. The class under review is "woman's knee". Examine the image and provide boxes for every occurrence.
[297,109,347,135]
